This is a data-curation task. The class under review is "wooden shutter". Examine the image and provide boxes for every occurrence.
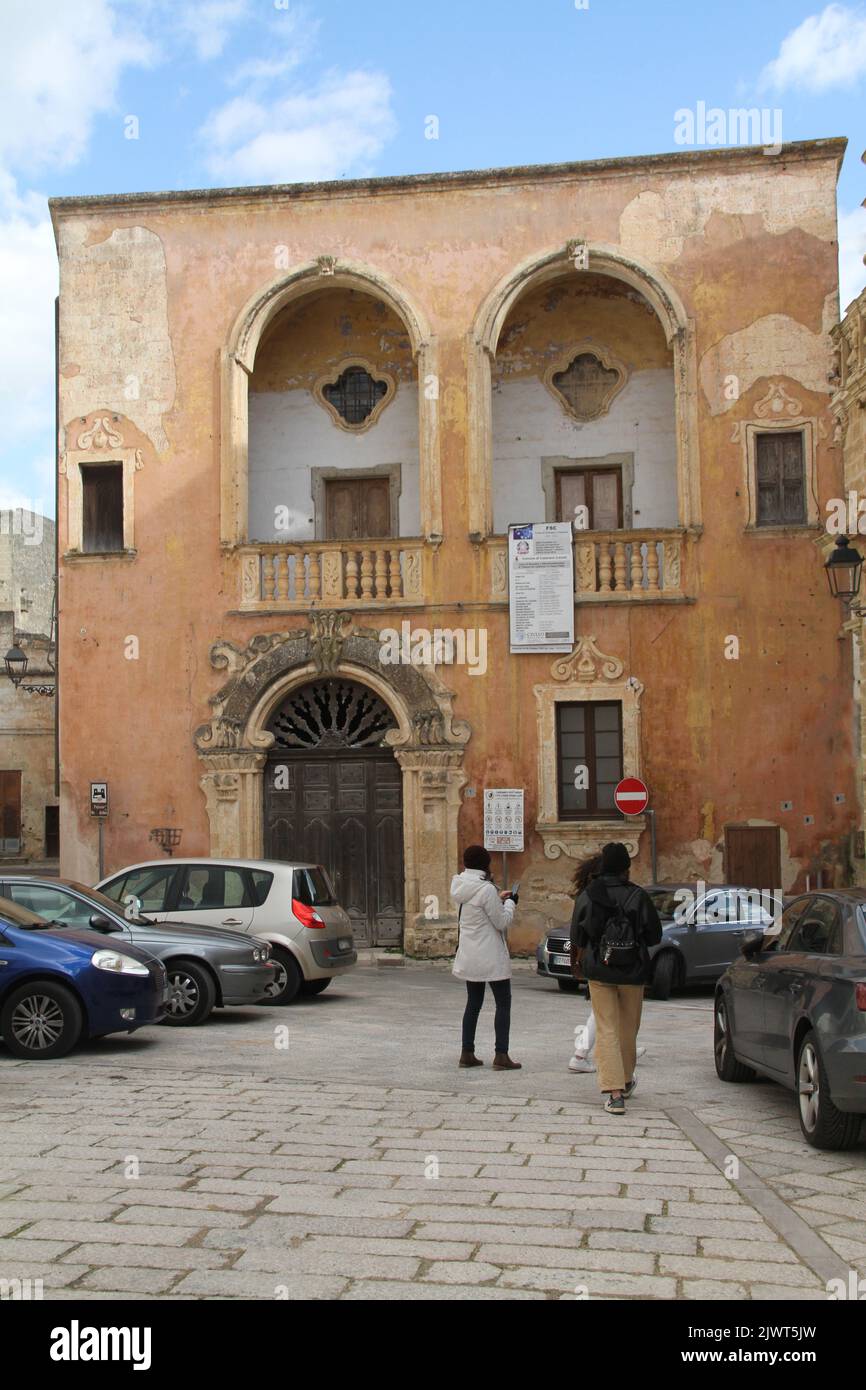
[81,464,124,552]
[555,468,622,528]
[724,825,782,892]
[325,478,392,540]
[755,433,805,526]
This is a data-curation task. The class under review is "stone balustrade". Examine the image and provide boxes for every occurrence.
[237,540,427,610]
[489,527,689,602]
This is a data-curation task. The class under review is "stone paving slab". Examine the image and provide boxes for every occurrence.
[1,964,863,1301]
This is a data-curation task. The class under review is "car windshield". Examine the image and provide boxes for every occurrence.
[0,894,53,930]
[61,882,152,927]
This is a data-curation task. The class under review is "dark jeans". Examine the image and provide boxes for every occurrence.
[462,979,511,1054]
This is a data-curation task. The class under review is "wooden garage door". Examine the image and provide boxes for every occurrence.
[724,825,782,892]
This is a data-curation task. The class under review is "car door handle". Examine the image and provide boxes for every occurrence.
[0,960,7,968]
[221,918,243,926]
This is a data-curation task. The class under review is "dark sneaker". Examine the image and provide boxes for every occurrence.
[623,1078,637,1099]
[604,1094,626,1115]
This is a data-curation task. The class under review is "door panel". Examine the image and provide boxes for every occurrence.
[324,477,392,540]
[0,771,22,853]
[724,825,781,892]
[168,865,254,931]
[264,750,403,947]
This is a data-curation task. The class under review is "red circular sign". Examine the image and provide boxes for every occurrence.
[614,777,649,816]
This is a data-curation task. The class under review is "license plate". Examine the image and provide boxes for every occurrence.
[552,954,571,966]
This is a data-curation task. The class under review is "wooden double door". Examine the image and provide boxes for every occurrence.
[264,750,403,946]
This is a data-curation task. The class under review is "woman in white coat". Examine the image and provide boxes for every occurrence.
[450,844,521,1070]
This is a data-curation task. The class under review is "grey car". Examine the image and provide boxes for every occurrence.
[537,883,777,999]
[0,877,276,1027]
[715,890,866,1150]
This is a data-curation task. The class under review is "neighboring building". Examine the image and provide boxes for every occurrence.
[51,139,855,955]
[832,264,866,883]
[0,511,58,865]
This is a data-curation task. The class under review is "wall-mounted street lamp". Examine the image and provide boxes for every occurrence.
[3,641,55,695]
[825,535,866,613]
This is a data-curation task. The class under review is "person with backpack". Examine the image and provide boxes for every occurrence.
[569,841,662,1113]
[451,844,521,1070]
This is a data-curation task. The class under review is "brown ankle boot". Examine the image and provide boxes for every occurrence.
[459,1050,483,1068]
[493,1053,522,1070]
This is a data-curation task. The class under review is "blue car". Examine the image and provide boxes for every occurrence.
[0,895,168,1060]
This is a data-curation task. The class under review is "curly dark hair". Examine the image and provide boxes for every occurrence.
[572,852,602,897]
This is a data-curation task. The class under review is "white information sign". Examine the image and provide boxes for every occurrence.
[90,782,109,818]
[483,788,525,853]
[508,522,574,653]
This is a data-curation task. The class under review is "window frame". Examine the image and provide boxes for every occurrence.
[554,465,624,530]
[556,699,624,821]
[740,419,819,534]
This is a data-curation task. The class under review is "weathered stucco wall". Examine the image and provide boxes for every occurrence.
[51,141,854,943]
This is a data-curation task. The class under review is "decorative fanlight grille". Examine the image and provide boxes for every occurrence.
[267,680,396,749]
[550,351,623,422]
[323,366,389,425]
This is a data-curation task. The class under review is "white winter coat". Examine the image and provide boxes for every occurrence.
[451,869,515,982]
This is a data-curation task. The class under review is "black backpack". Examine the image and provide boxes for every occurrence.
[597,885,642,969]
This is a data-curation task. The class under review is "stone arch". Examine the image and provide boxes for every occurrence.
[466,240,700,538]
[194,613,470,953]
[221,259,442,546]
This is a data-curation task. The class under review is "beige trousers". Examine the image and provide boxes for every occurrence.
[588,981,644,1093]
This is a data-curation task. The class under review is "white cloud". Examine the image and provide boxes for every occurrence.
[200,68,397,184]
[173,0,252,61]
[760,3,866,92]
[839,204,866,311]
[0,0,153,173]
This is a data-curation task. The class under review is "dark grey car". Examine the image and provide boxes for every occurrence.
[715,890,866,1150]
[537,883,777,999]
[0,877,276,1027]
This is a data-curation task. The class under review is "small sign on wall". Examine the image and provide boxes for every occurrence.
[90,782,109,818]
[484,788,524,852]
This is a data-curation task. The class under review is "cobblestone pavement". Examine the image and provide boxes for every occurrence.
[1,963,864,1300]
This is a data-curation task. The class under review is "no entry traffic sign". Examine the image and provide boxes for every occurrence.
[614,776,649,816]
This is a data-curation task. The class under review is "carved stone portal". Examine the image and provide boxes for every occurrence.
[194,613,471,956]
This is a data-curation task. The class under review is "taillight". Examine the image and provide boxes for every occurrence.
[856,983,866,1011]
[292,898,325,929]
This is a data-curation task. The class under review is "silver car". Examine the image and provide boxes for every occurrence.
[98,858,357,1005]
[0,876,276,1026]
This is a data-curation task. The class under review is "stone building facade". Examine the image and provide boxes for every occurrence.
[0,511,57,864]
[51,139,856,954]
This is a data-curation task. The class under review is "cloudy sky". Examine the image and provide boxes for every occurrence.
[2,0,865,514]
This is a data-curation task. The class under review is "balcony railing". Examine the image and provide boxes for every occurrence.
[489,528,689,602]
[237,539,427,610]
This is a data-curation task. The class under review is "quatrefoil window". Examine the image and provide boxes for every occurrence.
[547,347,627,423]
[314,359,395,431]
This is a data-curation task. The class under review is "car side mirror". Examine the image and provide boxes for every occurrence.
[740,930,765,957]
[89,913,122,933]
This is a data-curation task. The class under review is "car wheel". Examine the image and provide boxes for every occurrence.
[1,981,83,1060]
[557,978,582,993]
[161,960,216,1026]
[263,947,302,1005]
[713,993,755,1083]
[797,1030,862,1151]
[301,978,331,997]
[648,951,677,1000]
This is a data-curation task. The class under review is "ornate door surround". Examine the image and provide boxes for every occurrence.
[194,612,470,955]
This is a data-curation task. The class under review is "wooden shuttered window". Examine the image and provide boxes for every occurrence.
[755,433,806,526]
[557,701,624,819]
[0,770,22,850]
[324,477,392,540]
[555,467,623,530]
[81,463,124,552]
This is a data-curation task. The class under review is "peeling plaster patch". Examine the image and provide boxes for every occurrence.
[619,171,837,265]
[58,224,176,452]
[700,314,833,414]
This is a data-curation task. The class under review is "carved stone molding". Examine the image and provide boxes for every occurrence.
[754,380,802,419]
[535,636,645,865]
[543,342,628,423]
[312,356,396,433]
[76,416,124,450]
[551,635,625,684]
[61,412,144,553]
[194,613,471,950]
